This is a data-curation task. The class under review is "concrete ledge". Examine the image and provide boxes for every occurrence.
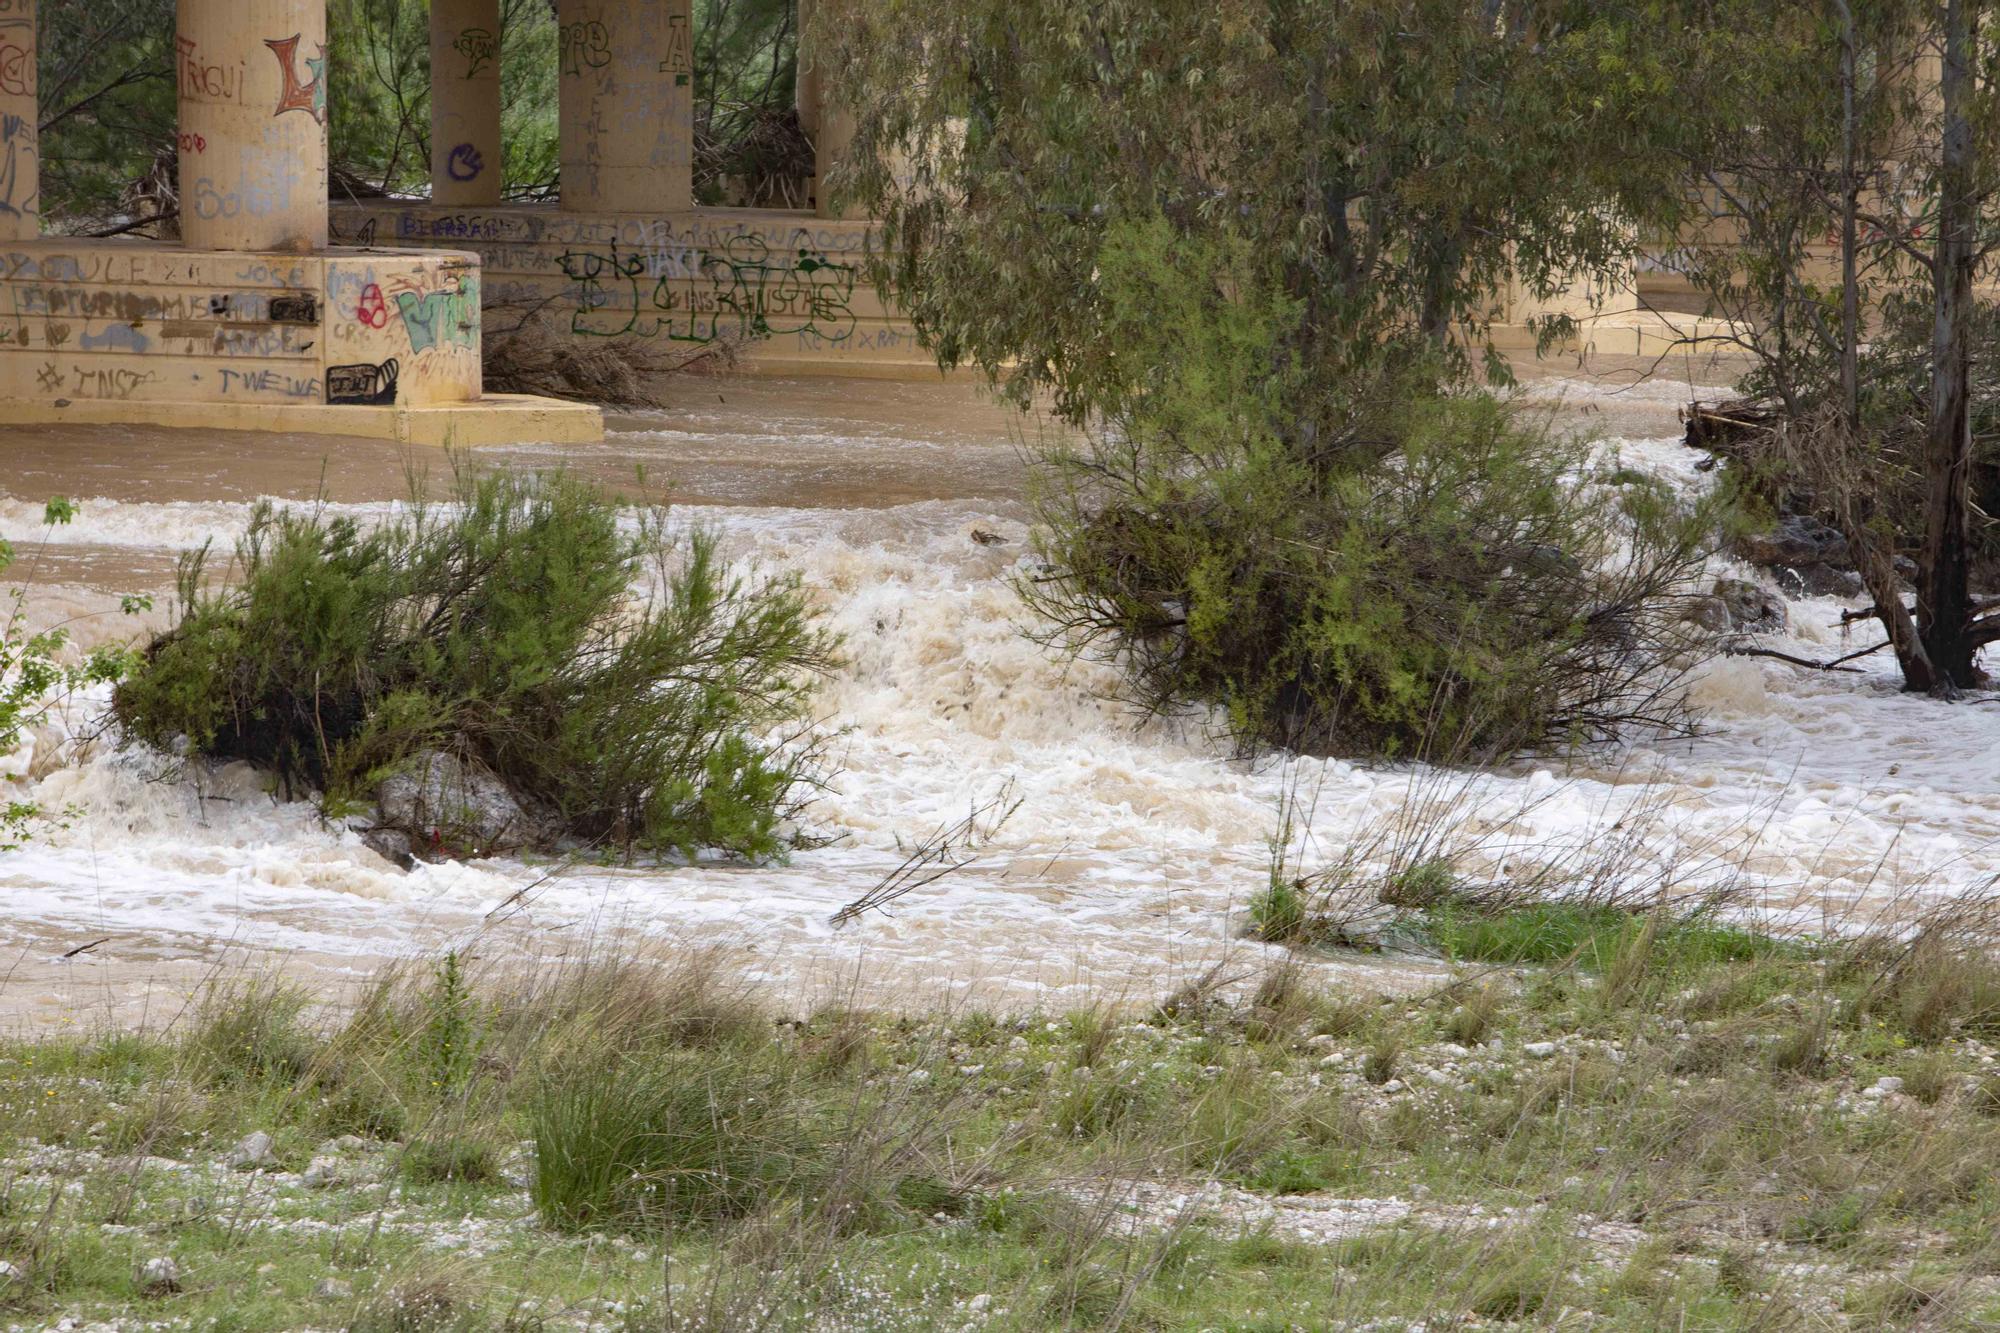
[0,393,603,446]
[1487,313,1739,359]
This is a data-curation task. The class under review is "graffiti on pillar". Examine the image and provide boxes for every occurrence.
[72,366,159,400]
[189,159,295,220]
[177,132,207,155]
[446,144,485,182]
[557,235,858,346]
[176,36,244,102]
[79,324,151,353]
[327,359,400,406]
[0,113,33,219]
[0,35,28,98]
[218,367,320,399]
[392,272,480,355]
[353,283,389,328]
[560,21,612,76]
[269,293,319,325]
[558,244,649,338]
[266,34,328,125]
[661,14,692,85]
[453,27,498,78]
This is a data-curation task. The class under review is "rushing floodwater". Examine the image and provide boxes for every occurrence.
[3,370,1998,1028]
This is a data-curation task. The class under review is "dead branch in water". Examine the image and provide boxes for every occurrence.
[831,783,1023,928]
[1725,641,1889,673]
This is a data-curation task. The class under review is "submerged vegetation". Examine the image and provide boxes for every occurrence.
[111,469,837,860]
[12,916,2000,1328]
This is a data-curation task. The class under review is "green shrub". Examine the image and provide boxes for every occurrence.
[112,467,838,860]
[1020,221,1718,761]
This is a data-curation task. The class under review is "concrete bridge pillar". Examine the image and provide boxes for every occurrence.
[558,0,692,213]
[431,0,503,207]
[0,0,38,240]
[176,0,328,252]
[798,0,861,220]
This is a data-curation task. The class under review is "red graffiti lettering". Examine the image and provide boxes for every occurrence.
[355,283,388,329]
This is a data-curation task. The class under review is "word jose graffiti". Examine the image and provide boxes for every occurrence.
[453,27,498,79]
[558,236,857,346]
[266,34,327,124]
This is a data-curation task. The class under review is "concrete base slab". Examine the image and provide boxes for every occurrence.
[6,392,602,446]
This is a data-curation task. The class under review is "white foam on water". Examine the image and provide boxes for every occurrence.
[4,406,1999,1006]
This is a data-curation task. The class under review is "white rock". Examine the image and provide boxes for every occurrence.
[1873,1075,1904,1094]
[227,1131,275,1169]
[317,1135,378,1156]
[139,1256,181,1292]
[314,1277,354,1301]
[301,1156,344,1188]
[0,1260,22,1282]
[966,1293,993,1313]
[1523,1041,1559,1059]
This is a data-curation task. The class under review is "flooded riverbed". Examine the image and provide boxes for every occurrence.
[2,368,1995,1029]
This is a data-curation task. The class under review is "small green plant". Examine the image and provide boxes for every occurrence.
[0,497,146,851]
[1782,1192,1870,1247]
[1248,877,1308,943]
[420,951,483,1093]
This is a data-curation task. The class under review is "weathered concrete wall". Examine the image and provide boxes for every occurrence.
[0,241,480,407]
[331,203,930,375]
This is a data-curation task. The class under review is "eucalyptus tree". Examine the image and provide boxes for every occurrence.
[1623,0,2000,694]
[828,1,1719,759]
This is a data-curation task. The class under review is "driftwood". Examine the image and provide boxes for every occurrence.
[1683,397,1780,452]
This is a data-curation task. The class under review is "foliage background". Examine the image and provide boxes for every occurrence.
[36,0,799,227]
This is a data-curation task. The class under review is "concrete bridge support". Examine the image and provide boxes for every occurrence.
[557,0,694,213]
[431,0,503,207]
[176,0,329,253]
[799,0,861,220]
[0,0,37,241]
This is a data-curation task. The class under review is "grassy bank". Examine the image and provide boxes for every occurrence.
[6,915,2000,1330]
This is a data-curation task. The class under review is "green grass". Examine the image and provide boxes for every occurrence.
[1421,901,1789,970]
[4,925,2000,1328]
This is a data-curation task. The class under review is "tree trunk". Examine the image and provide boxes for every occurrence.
[1918,0,1982,693]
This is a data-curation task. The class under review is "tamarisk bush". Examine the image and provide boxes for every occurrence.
[112,468,838,859]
